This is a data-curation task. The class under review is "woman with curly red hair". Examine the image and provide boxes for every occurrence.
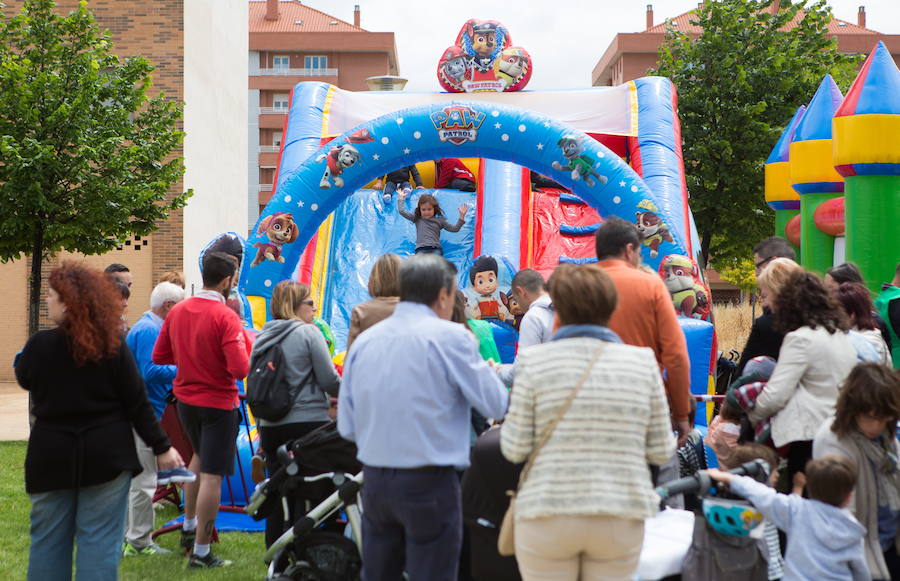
[15,262,183,581]
[748,268,856,482]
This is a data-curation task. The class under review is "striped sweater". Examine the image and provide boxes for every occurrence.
[500,337,676,521]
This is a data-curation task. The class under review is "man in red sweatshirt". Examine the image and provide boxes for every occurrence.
[153,252,250,568]
[435,158,477,192]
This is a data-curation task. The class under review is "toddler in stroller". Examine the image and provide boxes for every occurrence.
[246,421,363,581]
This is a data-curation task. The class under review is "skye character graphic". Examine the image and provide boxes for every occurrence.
[468,256,512,322]
[251,212,298,267]
[635,199,674,258]
[660,254,710,320]
[551,135,608,187]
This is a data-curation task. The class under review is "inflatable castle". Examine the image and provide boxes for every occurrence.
[766,41,900,291]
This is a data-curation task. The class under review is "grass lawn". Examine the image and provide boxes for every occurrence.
[0,441,270,580]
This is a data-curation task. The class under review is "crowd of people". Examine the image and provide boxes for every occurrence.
[13,216,900,580]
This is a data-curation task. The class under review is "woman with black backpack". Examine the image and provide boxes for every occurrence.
[249,281,341,547]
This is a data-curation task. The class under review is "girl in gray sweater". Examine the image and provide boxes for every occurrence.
[398,191,466,255]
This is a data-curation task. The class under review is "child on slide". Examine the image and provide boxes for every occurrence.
[397,190,467,256]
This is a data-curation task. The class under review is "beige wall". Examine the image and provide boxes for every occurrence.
[183,0,249,291]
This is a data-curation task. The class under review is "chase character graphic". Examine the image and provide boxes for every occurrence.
[551,135,608,188]
[635,199,674,258]
[500,290,524,329]
[660,254,710,320]
[469,256,512,322]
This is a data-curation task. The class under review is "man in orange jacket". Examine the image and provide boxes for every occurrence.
[594,217,691,447]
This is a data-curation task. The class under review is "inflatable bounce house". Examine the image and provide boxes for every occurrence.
[766,41,900,291]
[236,18,717,415]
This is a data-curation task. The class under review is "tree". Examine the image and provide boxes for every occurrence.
[0,0,191,335]
[651,0,859,269]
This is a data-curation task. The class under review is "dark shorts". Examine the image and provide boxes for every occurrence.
[415,246,444,256]
[176,402,240,476]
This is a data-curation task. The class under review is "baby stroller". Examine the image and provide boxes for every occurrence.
[246,422,363,581]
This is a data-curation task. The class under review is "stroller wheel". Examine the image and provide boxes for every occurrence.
[280,562,321,581]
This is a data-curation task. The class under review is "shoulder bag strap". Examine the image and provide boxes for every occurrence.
[513,342,607,491]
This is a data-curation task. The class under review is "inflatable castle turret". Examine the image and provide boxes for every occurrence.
[832,41,900,292]
[789,75,844,276]
[765,106,805,253]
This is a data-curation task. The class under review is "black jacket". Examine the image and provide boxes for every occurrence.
[16,328,171,493]
[738,308,784,372]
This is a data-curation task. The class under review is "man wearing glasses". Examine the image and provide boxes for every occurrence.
[738,237,797,371]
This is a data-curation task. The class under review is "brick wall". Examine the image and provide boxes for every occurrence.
[0,0,187,379]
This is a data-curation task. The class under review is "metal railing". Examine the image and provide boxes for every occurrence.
[258,107,288,115]
[259,184,273,192]
[257,67,338,77]
[259,145,280,153]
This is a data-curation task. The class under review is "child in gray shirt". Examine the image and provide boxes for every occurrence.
[398,191,466,256]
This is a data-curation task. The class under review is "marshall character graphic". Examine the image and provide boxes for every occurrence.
[439,46,471,91]
[660,254,710,320]
[468,256,512,322]
[551,135,608,187]
[251,212,298,267]
[315,128,375,189]
[635,199,674,258]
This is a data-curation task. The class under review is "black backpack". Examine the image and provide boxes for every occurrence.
[246,324,308,421]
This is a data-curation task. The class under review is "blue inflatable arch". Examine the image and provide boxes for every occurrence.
[240,100,686,297]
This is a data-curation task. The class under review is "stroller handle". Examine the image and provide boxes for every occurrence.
[655,460,770,500]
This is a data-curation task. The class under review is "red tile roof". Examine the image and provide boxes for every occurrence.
[647,6,877,35]
[249,0,364,34]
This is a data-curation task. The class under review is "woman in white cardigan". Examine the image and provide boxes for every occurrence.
[813,363,900,581]
[749,269,855,481]
[500,264,676,581]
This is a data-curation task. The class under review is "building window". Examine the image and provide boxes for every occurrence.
[272,131,282,147]
[272,93,290,110]
[304,55,328,70]
[272,55,291,69]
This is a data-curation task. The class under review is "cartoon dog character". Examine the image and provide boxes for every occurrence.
[315,144,360,189]
[496,47,528,88]
[500,291,524,329]
[551,135,608,188]
[635,199,674,258]
[467,21,498,61]
[439,46,471,90]
[251,212,298,267]
[660,254,709,319]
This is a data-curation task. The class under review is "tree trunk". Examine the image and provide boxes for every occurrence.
[700,228,712,267]
[28,227,43,337]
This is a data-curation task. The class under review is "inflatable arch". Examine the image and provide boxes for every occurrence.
[242,95,690,309]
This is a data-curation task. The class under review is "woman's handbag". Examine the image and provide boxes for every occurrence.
[497,344,607,556]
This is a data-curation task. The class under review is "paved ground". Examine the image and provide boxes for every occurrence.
[0,383,29,441]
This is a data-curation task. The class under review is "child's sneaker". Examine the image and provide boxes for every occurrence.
[187,551,233,569]
[157,466,196,485]
[382,192,392,203]
[123,541,171,556]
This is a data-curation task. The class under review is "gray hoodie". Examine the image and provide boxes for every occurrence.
[729,475,871,581]
[251,319,340,427]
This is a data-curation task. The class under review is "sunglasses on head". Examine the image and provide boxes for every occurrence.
[755,256,773,270]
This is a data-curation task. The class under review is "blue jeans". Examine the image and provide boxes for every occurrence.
[383,181,411,196]
[28,471,132,581]
[414,246,443,256]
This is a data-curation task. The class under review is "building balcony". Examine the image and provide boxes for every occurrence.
[258,107,289,115]
[259,184,273,192]
[257,67,338,77]
[259,145,280,153]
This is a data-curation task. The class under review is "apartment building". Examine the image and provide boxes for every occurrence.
[248,0,400,225]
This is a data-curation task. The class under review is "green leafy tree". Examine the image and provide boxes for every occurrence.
[0,0,191,334]
[651,0,859,269]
